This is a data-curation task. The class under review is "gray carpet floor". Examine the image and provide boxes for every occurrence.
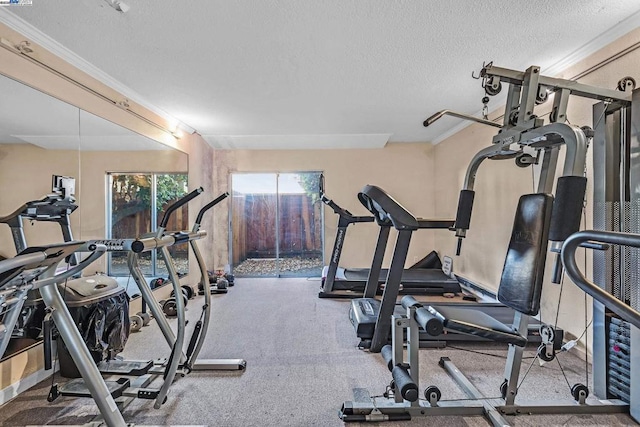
[0,277,637,426]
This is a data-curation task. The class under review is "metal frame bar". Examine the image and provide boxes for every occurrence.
[369,230,412,352]
[362,225,391,299]
[481,64,632,104]
[189,205,246,370]
[341,294,630,426]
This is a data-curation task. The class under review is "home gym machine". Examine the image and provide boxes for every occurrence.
[50,231,205,426]
[319,175,458,299]
[340,226,639,424]
[340,63,638,424]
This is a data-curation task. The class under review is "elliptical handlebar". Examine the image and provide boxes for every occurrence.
[159,187,204,229]
[195,192,229,225]
[130,230,207,253]
[561,230,640,329]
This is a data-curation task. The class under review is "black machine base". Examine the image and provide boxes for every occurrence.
[320,268,461,299]
[350,297,564,349]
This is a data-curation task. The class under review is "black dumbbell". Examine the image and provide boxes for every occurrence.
[161,299,178,317]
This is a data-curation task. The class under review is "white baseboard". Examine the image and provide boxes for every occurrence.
[0,361,57,406]
[0,340,59,406]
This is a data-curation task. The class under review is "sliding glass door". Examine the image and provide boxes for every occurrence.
[231,172,323,277]
[107,172,189,277]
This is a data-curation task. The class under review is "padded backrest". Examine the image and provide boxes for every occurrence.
[498,193,553,316]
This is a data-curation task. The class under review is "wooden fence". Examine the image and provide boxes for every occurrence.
[231,193,322,265]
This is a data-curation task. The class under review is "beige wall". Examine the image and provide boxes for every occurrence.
[211,143,444,271]
[0,144,80,256]
[0,146,188,255]
[433,27,640,347]
[182,132,216,272]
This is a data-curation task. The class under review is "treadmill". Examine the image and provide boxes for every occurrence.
[318,177,461,299]
[349,184,563,351]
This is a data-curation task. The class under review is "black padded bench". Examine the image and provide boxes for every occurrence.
[426,193,553,348]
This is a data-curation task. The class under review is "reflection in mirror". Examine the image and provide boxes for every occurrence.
[0,75,81,360]
[77,110,189,287]
[0,74,189,362]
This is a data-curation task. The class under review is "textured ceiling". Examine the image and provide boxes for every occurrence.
[6,1,640,149]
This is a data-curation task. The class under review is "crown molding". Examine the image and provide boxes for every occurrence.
[432,9,640,145]
[0,8,195,134]
[544,8,640,77]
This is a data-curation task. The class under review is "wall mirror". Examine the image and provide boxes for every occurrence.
[0,73,189,361]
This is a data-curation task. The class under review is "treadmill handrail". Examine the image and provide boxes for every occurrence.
[321,194,374,224]
[0,194,77,224]
[32,244,107,289]
[561,230,640,329]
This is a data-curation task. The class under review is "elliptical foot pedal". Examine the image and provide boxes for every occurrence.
[97,359,153,376]
[59,377,130,399]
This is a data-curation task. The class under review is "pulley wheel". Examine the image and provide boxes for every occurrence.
[571,383,589,402]
[537,345,555,362]
[424,386,441,403]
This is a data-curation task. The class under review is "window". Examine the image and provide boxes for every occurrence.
[107,173,189,277]
[230,172,324,277]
